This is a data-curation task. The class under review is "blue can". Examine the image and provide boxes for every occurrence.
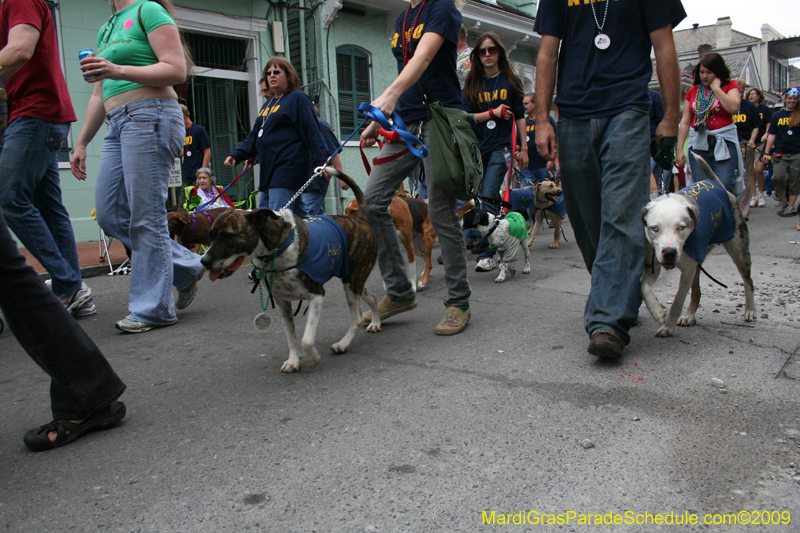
[79,49,95,80]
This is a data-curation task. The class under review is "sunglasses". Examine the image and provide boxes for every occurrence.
[100,18,115,44]
[266,70,283,77]
[478,46,499,56]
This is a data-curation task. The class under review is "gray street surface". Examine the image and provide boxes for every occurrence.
[1,198,799,532]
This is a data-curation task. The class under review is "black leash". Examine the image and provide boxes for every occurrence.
[699,265,728,289]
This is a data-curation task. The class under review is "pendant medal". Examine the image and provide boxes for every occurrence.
[186,150,191,157]
[789,130,794,136]
[487,120,497,130]
[254,312,272,331]
[594,33,610,50]
[526,135,530,142]
[258,130,264,137]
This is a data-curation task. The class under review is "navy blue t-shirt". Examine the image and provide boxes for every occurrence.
[392,0,463,122]
[769,109,800,154]
[756,104,773,137]
[533,0,686,119]
[229,90,329,192]
[525,115,557,169]
[733,99,761,142]
[183,123,210,183]
[463,72,525,156]
[307,118,340,194]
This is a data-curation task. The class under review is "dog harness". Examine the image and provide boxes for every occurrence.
[677,180,735,263]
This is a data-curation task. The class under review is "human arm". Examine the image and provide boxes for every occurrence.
[676,99,692,168]
[709,78,740,115]
[534,35,559,161]
[0,23,39,81]
[764,133,776,158]
[80,24,186,87]
[515,116,528,171]
[361,31,446,147]
[70,83,107,181]
[650,25,681,146]
[202,147,211,168]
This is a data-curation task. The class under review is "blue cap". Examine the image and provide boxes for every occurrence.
[785,87,799,97]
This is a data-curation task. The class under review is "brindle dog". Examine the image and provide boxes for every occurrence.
[200,168,380,372]
[168,207,229,249]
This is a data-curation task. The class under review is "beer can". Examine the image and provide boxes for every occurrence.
[79,49,95,80]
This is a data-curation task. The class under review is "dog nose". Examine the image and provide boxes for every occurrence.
[662,247,678,263]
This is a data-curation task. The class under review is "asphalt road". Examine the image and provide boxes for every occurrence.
[1,197,799,533]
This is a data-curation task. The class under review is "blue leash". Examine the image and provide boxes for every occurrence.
[358,102,428,157]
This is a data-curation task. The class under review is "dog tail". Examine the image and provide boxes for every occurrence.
[326,167,369,220]
[692,154,725,187]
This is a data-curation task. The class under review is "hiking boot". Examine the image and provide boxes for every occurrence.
[434,306,471,335]
[362,295,418,322]
[176,268,205,309]
[777,201,788,216]
[475,257,495,272]
[778,204,797,217]
[72,297,97,317]
[757,193,766,207]
[587,331,624,359]
[115,318,176,334]
[60,281,93,317]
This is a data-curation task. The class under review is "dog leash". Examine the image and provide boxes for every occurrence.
[649,250,728,289]
[196,160,255,212]
[753,147,800,172]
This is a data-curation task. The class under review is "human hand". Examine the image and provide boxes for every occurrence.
[360,121,381,148]
[223,156,236,167]
[70,147,88,181]
[80,56,120,83]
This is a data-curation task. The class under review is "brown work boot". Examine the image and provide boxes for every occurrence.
[362,295,418,322]
[434,306,471,336]
[587,331,623,359]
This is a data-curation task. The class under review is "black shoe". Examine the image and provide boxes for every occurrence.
[587,332,623,359]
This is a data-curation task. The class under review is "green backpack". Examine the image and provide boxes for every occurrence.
[425,101,484,201]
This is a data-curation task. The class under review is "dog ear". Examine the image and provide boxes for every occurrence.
[685,202,699,230]
[640,204,652,227]
[245,209,280,226]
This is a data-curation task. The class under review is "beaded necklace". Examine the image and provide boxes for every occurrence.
[694,85,716,130]
[402,0,427,66]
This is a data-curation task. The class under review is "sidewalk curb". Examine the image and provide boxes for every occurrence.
[38,262,128,281]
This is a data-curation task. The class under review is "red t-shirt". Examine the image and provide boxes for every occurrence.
[685,80,738,131]
[0,0,76,124]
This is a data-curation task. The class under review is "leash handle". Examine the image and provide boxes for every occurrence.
[358,102,428,158]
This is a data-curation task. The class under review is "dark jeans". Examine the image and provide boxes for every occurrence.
[0,208,125,420]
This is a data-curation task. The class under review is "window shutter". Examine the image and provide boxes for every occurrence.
[336,46,371,140]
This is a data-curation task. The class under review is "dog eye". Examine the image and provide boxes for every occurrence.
[649,225,659,233]
[678,224,686,231]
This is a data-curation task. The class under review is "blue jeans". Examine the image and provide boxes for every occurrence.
[96,99,203,325]
[0,118,82,298]
[365,121,470,307]
[521,166,549,187]
[0,208,125,419]
[301,189,326,216]
[557,108,650,345]
[263,187,310,218]
[688,139,739,193]
[476,149,509,261]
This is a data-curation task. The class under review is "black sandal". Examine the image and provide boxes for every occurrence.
[23,401,126,452]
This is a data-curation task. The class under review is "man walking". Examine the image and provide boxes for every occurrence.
[732,78,761,220]
[533,0,686,358]
[179,104,211,207]
[0,0,95,317]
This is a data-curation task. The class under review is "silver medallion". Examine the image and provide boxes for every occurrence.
[258,129,264,137]
[186,150,191,157]
[254,312,272,331]
[789,130,794,136]
[487,120,497,130]
[594,33,610,50]
[526,135,530,142]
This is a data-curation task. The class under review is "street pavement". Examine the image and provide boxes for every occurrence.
[1,196,799,532]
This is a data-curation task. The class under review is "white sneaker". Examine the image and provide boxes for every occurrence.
[757,193,766,207]
[749,195,758,207]
[60,281,94,316]
[475,257,496,272]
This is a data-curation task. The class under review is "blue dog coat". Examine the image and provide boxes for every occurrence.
[677,180,735,263]
[296,216,349,284]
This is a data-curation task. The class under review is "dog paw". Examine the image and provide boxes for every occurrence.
[677,316,696,327]
[494,275,506,283]
[281,360,300,373]
[366,322,381,333]
[523,266,531,274]
[330,342,348,354]
[301,346,320,369]
[655,326,675,337]
[416,280,426,291]
[549,243,559,249]
[743,310,757,322]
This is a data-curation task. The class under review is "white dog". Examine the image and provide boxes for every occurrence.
[640,155,756,337]
[462,207,531,283]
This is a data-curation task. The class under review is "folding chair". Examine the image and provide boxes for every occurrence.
[92,208,129,276]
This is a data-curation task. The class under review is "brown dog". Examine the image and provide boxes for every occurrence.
[201,168,380,373]
[527,180,565,249]
[346,194,437,290]
[168,207,230,249]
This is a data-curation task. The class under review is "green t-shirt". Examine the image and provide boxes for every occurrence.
[96,0,175,101]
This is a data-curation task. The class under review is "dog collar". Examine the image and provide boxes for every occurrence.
[258,228,295,265]
[485,214,505,237]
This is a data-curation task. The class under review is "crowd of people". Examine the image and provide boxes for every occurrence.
[1,0,798,453]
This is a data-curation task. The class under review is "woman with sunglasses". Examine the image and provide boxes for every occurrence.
[225,58,329,215]
[676,52,743,194]
[70,0,205,333]
[746,87,773,208]
[463,32,528,273]
[360,0,473,336]
[764,87,800,218]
